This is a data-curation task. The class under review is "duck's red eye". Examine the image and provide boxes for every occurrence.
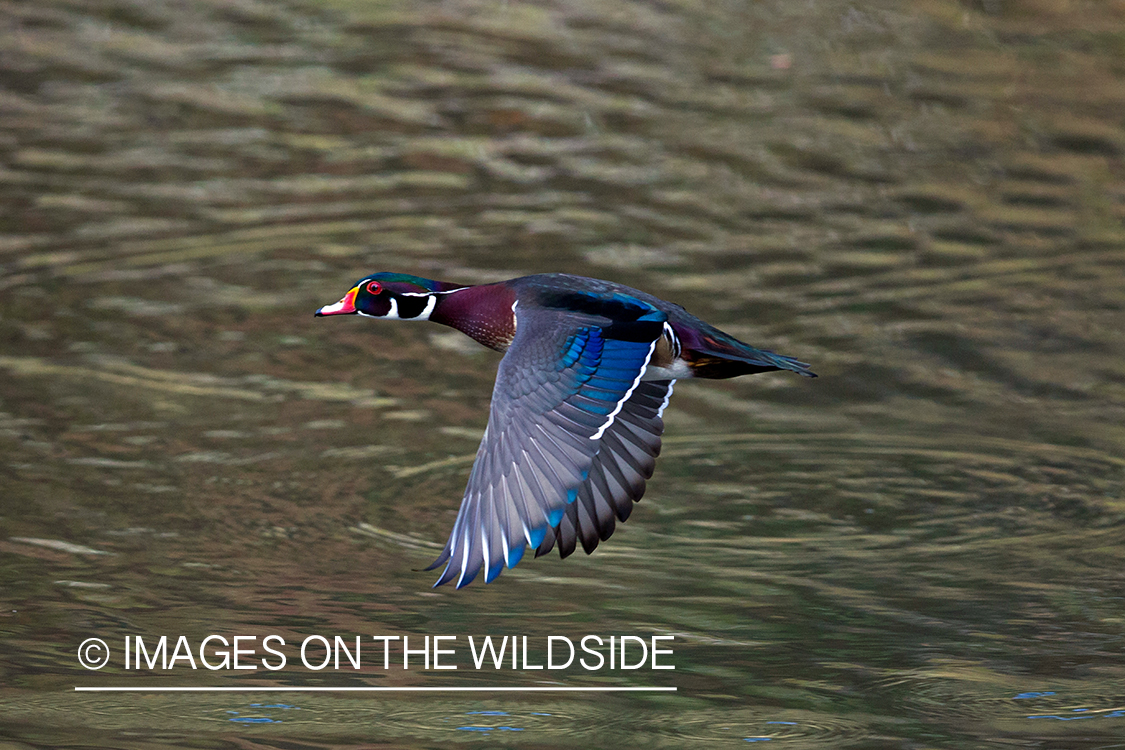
[366,281,383,295]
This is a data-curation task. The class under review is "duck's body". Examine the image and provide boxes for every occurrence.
[317,272,814,588]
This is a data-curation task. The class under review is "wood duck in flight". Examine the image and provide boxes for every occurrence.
[316,272,815,588]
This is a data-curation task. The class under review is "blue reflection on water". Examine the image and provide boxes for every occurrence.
[1026,707,1124,721]
[226,704,297,724]
[1013,692,1055,699]
[1026,710,1120,719]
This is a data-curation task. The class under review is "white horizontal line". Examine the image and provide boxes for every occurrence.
[75,686,675,693]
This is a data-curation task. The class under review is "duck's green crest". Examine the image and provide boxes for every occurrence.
[361,272,447,292]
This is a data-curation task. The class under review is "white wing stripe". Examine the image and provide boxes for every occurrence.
[657,380,676,419]
[590,340,657,441]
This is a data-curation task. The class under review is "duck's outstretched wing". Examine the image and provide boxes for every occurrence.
[534,379,673,559]
[426,301,665,588]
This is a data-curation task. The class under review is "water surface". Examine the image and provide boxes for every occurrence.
[1,0,1123,747]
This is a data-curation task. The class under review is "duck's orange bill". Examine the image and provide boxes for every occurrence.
[315,286,359,316]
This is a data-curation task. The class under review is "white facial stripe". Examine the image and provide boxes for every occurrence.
[419,294,436,320]
[368,293,436,320]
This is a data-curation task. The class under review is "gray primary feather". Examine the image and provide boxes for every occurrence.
[536,380,672,559]
[427,303,666,588]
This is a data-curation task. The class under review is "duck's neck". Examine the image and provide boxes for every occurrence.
[431,283,518,352]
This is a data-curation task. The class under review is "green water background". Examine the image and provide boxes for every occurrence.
[1,0,1123,747]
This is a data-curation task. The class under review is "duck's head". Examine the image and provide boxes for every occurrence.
[315,273,465,320]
